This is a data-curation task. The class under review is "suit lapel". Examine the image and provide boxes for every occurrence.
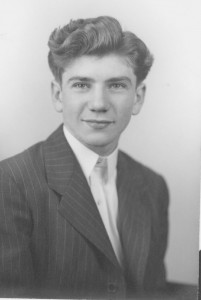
[117,152,151,288]
[43,125,120,269]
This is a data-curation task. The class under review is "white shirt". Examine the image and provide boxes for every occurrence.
[63,125,123,265]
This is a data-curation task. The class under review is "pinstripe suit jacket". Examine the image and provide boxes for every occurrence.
[0,125,169,299]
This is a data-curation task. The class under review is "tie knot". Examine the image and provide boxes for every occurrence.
[94,157,108,183]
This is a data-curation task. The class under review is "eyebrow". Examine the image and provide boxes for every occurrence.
[106,77,132,84]
[67,76,132,84]
[67,77,95,83]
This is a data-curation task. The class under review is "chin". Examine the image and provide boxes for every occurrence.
[86,139,110,147]
[87,134,113,144]
[84,136,118,153]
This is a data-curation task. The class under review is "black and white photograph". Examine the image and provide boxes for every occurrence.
[0,0,200,299]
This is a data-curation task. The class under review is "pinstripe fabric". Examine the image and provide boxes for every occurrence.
[117,153,169,294]
[0,124,169,298]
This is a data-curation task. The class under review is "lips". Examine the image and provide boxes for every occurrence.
[82,119,114,129]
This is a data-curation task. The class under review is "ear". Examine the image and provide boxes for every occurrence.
[51,80,63,113]
[132,83,146,115]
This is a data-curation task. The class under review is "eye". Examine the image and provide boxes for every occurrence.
[72,82,90,89]
[110,83,127,89]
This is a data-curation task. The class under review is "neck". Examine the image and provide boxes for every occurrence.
[63,125,118,156]
[83,142,118,157]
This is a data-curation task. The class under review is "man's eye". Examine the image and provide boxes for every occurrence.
[72,83,90,89]
[110,83,127,89]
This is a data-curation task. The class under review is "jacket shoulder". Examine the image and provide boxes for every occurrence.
[119,150,165,182]
[0,125,64,175]
[0,141,45,186]
[118,150,169,202]
[0,125,64,188]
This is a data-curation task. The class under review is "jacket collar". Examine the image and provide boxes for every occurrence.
[43,125,121,270]
[43,125,151,281]
[117,152,151,288]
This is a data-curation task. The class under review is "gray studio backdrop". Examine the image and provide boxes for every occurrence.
[0,0,200,285]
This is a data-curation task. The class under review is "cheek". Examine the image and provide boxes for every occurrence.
[118,99,134,117]
[62,99,83,117]
[116,110,131,131]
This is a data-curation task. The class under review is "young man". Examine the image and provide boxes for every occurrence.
[0,16,169,299]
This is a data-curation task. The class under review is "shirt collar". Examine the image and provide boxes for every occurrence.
[63,125,118,183]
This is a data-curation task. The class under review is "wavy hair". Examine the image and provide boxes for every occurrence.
[48,16,153,84]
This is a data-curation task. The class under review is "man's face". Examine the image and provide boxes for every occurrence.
[52,54,145,155]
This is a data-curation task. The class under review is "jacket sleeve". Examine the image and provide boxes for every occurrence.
[0,166,34,297]
[144,175,169,291]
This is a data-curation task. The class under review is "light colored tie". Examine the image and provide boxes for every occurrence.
[94,156,108,183]
[90,157,123,266]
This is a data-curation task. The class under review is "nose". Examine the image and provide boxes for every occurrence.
[88,86,110,112]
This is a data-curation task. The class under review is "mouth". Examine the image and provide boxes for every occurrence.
[82,119,114,129]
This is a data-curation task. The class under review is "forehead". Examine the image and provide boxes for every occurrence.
[62,54,136,82]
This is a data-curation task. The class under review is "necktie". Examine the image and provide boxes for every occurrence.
[94,156,108,183]
[90,157,123,266]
